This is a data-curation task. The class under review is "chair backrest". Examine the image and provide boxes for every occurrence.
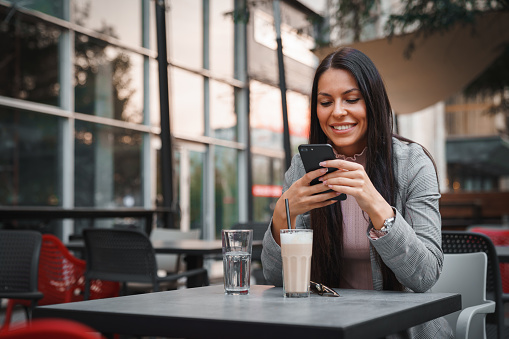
[433,252,489,338]
[149,228,200,273]
[83,228,158,287]
[0,318,105,339]
[0,230,42,294]
[469,227,509,294]
[442,231,505,339]
[37,234,118,304]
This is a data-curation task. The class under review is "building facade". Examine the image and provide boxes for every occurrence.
[0,0,321,240]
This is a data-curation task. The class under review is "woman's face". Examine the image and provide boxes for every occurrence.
[316,68,368,157]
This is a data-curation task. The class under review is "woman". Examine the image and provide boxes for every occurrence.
[261,47,452,338]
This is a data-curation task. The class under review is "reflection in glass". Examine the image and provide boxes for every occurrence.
[210,0,233,77]
[74,34,144,124]
[249,80,283,150]
[4,0,65,19]
[0,108,61,206]
[0,8,61,106]
[171,68,204,137]
[189,150,205,231]
[74,120,144,208]
[175,148,205,232]
[168,0,202,69]
[149,59,161,126]
[210,80,236,141]
[252,155,283,222]
[73,0,142,46]
[287,90,310,152]
[249,80,310,152]
[215,146,238,238]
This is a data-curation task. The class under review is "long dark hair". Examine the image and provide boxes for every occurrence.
[309,47,402,290]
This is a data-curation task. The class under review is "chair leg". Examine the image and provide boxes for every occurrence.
[84,278,91,300]
[203,270,210,286]
[0,299,14,331]
[27,299,38,322]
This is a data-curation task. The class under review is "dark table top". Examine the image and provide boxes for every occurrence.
[34,285,461,339]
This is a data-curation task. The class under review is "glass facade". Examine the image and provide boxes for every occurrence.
[74,34,144,123]
[0,108,62,206]
[0,0,318,240]
[74,121,143,208]
[0,7,62,106]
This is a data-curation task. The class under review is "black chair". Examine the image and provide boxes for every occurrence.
[232,222,268,284]
[0,230,43,330]
[83,228,209,299]
[441,231,506,339]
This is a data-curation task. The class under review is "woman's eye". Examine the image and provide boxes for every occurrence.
[346,98,360,104]
[320,101,333,107]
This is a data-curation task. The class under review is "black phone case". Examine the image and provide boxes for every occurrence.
[298,144,347,201]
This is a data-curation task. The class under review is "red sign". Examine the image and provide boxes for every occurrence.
[252,185,282,198]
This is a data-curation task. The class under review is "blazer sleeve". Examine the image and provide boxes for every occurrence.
[368,142,443,293]
[261,154,308,286]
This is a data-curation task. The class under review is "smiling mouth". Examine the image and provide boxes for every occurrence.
[332,124,355,131]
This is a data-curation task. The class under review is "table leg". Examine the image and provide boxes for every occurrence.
[184,255,205,288]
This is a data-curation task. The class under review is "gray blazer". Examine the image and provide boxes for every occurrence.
[261,137,453,339]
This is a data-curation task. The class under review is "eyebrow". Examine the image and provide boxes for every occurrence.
[318,88,360,97]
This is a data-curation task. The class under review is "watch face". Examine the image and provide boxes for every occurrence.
[382,217,395,231]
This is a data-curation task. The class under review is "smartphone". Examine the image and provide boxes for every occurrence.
[298,144,347,201]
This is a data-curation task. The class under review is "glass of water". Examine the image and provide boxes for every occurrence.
[221,229,253,295]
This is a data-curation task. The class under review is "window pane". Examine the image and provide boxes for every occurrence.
[250,80,310,152]
[252,155,283,222]
[168,0,202,69]
[210,80,236,141]
[175,148,205,233]
[74,34,144,124]
[74,120,144,208]
[73,0,142,46]
[189,150,205,231]
[4,0,65,19]
[250,80,283,150]
[0,8,61,106]
[149,59,161,126]
[215,146,238,238]
[287,90,310,151]
[209,0,233,77]
[0,108,62,206]
[171,68,204,137]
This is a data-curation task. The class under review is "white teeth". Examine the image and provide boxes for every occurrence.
[333,124,354,131]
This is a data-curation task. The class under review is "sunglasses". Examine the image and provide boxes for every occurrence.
[310,281,341,297]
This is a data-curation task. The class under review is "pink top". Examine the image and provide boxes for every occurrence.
[331,147,374,290]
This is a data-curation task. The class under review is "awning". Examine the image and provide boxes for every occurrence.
[314,12,509,114]
[446,136,509,176]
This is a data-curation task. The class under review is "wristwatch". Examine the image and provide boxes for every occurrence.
[373,207,396,236]
[380,215,396,232]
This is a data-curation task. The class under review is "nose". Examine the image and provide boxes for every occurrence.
[332,101,347,117]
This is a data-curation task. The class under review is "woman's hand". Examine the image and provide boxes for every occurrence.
[318,159,394,229]
[272,168,339,244]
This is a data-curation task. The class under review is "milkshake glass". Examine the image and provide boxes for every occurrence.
[280,228,313,298]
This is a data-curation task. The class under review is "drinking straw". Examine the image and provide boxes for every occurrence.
[285,198,292,229]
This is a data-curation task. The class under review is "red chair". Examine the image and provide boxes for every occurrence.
[0,318,104,339]
[1,234,119,331]
[470,227,509,293]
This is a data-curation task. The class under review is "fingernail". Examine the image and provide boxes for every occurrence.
[321,168,328,173]
[319,162,326,166]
